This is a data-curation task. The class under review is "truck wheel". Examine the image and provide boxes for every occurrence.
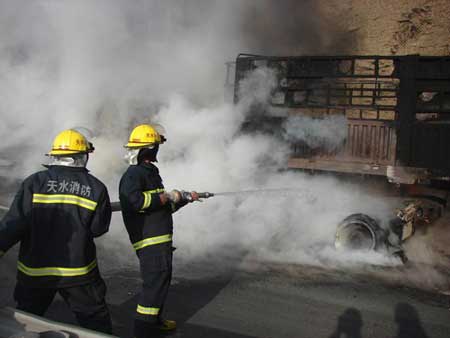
[335,213,385,251]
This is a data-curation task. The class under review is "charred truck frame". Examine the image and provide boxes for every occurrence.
[231,54,450,259]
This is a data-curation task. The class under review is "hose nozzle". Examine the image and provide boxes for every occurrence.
[197,192,214,199]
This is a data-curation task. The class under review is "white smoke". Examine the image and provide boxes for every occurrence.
[237,67,278,112]
[283,114,348,151]
[0,0,247,176]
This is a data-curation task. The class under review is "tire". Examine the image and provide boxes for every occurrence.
[335,213,387,251]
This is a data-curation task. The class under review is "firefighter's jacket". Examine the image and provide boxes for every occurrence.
[119,163,186,256]
[0,165,111,288]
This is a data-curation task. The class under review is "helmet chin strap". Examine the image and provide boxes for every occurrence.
[49,154,88,167]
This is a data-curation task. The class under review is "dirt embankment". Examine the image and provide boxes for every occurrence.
[318,0,450,55]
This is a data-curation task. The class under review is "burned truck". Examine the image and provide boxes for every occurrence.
[230,54,450,259]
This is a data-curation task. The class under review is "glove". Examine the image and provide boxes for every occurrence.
[180,191,200,203]
[165,190,182,203]
[180,191,194,202]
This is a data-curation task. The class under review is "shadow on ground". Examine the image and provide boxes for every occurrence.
[329,308,363,338]
[107,274,256,338]
[394,302,430,338]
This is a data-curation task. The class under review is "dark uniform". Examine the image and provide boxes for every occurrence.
[0,165,112,333]
[119,162,186,337]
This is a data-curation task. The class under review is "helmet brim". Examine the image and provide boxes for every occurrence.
[47,149,90,156]
[124,142,158,148]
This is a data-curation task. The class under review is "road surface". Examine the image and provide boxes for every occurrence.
[1,248,450,338]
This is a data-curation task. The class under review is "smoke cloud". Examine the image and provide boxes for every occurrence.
[283,114,348,151]
[0,0,445,291]
[237,67,278,112]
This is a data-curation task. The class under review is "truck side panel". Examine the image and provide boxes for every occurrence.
[234,55,450,179]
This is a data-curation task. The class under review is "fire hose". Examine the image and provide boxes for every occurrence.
[110,192,215,212]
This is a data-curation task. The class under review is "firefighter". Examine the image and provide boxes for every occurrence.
[0,129,112,334]
[119,124,199,337]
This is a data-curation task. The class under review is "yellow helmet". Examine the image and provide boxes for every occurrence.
[48,129,94,156]
[125,124,165,148]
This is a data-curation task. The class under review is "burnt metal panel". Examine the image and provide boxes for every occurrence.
[345,120,396,165]
[395,56,418,166]
[410,123,450,170]
[415,57,450,80]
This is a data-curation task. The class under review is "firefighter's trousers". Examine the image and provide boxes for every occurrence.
[134,250,172,338]
[14,278,112,334]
